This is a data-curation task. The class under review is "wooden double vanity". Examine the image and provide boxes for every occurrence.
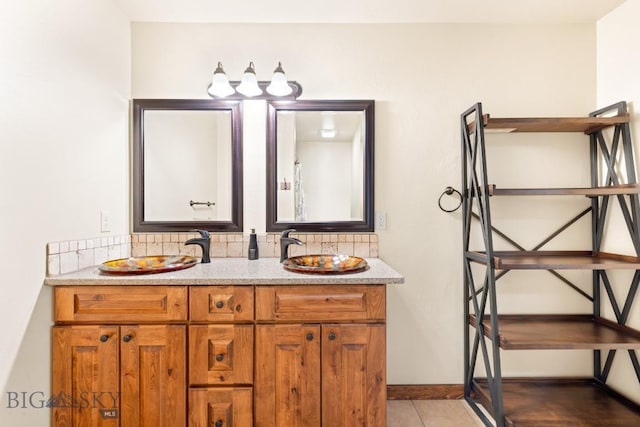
[45,258,403,427]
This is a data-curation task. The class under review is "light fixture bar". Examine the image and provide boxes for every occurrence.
[207,61,302,100]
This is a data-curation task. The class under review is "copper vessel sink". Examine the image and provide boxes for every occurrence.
[283,254,368,274]
[98,255,198,275]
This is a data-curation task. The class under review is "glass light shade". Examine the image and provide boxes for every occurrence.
[266,62,293,96]
[207,62,235,97]
[236,62,263,97]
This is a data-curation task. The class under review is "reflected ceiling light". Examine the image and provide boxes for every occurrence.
[266,62,293,96]
[207,62,235,98]
[236,62,263,97]
[320,128,337,138]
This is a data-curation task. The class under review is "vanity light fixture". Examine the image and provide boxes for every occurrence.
[236,62,263,97]
[266,62,293,96]
[207,62,235,97]
[207,61,302,100]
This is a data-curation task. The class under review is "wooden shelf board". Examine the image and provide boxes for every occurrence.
[469,314,640,350]
[472,377,640,427]
[467,251,640,270]
[488,184,640,196]
[467,114,629,134]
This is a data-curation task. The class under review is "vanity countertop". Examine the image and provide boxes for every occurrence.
[44,257,404,286]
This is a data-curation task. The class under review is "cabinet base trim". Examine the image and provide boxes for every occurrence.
[387,384,463,400]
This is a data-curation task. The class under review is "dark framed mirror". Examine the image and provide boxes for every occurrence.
[132,99,243,232]
[266,99,374,232]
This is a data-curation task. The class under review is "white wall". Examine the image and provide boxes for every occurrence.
[276,113,296,220]
[0,1,130,424]
[132,22,597,384]
[297,140,352,221]
[597,0,640,404]
[144,110,225,221]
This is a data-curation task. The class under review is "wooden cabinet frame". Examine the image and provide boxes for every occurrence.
[52,283,387,427]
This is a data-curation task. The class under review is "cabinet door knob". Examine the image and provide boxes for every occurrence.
[215,354,224,362]
[99,334,110,342]
[215,420,223,427]
[215,301,224,309]
[306,333,314,341]
[123,334,133,343]
[328,332,337,340]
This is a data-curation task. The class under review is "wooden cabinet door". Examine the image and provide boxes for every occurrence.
[120,325,186,427]
[322,324,386,427]
[255,325,321,427]
[188,388,253,427]
[52,326,119,427]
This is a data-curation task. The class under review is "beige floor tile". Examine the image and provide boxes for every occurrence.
[413,400,481,427]
[387,400,424,427]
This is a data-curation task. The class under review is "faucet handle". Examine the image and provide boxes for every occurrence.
[281,229,296,238]
[191,229,210,238]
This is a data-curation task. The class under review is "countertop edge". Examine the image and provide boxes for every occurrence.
[43,257,405,286]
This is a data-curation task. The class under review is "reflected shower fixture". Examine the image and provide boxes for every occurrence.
[207,61,302,100]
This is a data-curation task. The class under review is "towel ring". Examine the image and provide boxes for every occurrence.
[438,187,462,213]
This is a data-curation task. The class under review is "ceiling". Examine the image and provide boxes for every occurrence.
[294,111,363,143]
[114,0,625,24]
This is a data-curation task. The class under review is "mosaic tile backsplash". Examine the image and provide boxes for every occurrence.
[47,233,378,276]
[47,235,131,276]
[131,232,378,259]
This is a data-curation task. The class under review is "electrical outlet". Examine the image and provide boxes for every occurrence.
[375,211,387,230]
[100,210,111,232]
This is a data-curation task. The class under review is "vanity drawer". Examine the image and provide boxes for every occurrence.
[189,324,253,385]
[190,286,254,322]
[54,286,188,322]
[188,387,253,427]
[255,285,385,322]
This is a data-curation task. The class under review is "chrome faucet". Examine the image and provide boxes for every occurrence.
[280,229,303,262]
[185,229,211,263]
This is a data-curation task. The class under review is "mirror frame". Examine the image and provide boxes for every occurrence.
[266,99,374,232]
[132,99,243,232]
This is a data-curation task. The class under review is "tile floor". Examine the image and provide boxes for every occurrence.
[387,400,490,427]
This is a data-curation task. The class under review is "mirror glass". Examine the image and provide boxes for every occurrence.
[132,99,243,232]
[267,100,374,232]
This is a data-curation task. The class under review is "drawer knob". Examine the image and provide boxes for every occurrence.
[123,334,133,343]
[306,333,314,341]
[215,421,223,427]
[99,334,110,342]
[215,301,224,309]
[328,332,337,340]
[215,354,224,362]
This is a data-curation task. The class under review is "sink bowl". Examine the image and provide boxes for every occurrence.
[283,254,368,275]
[99,255,198,275]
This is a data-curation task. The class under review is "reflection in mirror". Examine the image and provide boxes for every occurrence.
[267,100,374,232]
[132,99,243,232]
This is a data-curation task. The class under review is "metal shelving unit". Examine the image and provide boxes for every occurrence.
[461,101,640,426]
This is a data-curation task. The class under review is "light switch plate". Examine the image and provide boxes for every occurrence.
[100,210,111,232]
[375,211,386,230]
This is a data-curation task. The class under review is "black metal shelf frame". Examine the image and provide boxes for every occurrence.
[460,101,640,427]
